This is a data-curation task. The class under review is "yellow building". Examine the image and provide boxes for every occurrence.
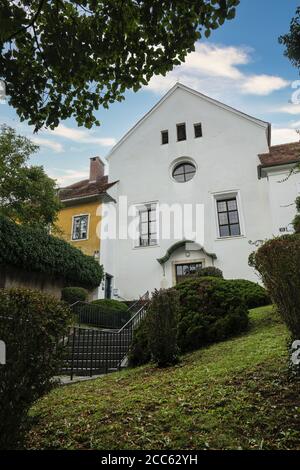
[57,157,116,296]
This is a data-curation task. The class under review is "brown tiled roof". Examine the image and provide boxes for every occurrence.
[259,141,300,167]
[59,175,117,201]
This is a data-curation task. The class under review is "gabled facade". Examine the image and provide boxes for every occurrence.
[100,84,300,300]
[56,157,117,298]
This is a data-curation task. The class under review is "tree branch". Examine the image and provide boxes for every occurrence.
[5,0,46,43]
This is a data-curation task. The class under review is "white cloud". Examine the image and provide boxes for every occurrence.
[49,169,89,187]
[277,104,300,115]
[146,43,288,97]
[47,124,116,147]
[271,128,299,146]
[241,75,290,96]
[31,137,64,153]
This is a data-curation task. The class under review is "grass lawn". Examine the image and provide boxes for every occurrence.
[26,306,300,450]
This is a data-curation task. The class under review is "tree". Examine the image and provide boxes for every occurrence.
[0,125,61,227]
[0,1,240,131]
[279,7,300,70]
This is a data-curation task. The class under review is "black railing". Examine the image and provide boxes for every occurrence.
[61,294,149,379]
[71,292,149,329]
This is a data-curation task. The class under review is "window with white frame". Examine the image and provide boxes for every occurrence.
[72,215,89,240]
[216,197,241,237]
[137,203,157,247]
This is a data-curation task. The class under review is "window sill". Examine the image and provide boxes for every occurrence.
[71,238,88,242]
[215,235,246,241]
[133,244,159,250]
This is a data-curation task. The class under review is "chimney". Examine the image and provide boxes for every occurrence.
[89,156,105,182]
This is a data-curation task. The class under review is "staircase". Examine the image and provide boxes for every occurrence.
[60,294,149,379]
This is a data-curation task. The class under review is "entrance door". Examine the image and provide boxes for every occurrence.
[105,274,113,299]
[175,262,203,284]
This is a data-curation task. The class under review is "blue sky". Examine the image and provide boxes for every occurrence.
[1,0,300,186]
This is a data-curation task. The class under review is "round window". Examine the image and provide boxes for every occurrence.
[172,162,196,183]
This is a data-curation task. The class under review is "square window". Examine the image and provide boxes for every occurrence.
[161,130,169,145]
[220,225,230,237]
[72,215,89,240]
[217,201,227,212]
[227,200,237,211]
[177,123,186,141]
[137,203,158,247]
[194,123,203,138]
[216,197,241,238]
[219,212,229,225]
[229,211,239,224]
[230,224,241,236]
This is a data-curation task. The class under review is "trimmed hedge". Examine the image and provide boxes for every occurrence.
[249,234,300,339]
[175,277,249,352]
[196,266,223,278]
[80,299,131,328]
[225,279,270,309]
[0,215,103,288]
[61,287,88,304]
[0,288,71,449]
[129,289,179,368]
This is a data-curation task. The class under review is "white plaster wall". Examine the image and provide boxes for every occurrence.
[266,167,300,235]
[104,86,271,299]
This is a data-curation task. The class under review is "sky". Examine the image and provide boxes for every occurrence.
[1,0,300,186]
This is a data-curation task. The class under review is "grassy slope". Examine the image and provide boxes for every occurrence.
[27,306,300,450]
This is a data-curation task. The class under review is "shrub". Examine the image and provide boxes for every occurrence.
[0,288,71,449]
[129,289,179,368]
[0,215,103,288]
[85,299,130,328]
[196,266,223,278]
[128,316,151,367]
[250,235,300,339]
[175,277,249,352]
[225,279,270,309]
[61,287,88,304]
[147,289,180,367]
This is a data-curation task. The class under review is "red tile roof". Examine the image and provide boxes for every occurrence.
[259,141,300,167]
[59,175,117,202]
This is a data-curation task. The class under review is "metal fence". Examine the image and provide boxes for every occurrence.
[61,301,148,379]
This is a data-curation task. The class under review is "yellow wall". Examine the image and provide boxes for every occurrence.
[56,200,102,257]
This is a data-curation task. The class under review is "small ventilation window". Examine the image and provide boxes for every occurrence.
[194,123,202,138]
[177,123,186,141]
[161,130,169,145]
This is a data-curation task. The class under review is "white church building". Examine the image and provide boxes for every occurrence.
[99,83,300,300]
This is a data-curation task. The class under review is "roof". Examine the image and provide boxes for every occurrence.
[59,175,117,203]
[259,142,300,168]
[157,240,217,265]
[107,82,271,159]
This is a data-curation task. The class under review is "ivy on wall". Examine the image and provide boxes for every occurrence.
[0,216,103,289]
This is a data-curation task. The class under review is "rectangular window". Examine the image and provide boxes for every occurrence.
[175,262,203,284]
[161,130,169,145]
[137,204,157,247]
[177,123,186,141]
[194,123,202,138]
[217,198,241,237]
[72,215,89,240]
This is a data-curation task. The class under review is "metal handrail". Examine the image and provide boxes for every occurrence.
[117,301,149,333]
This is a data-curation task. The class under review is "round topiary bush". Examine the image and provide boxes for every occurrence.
[0,288,71,449]
[61,286,88,304]
[175,277,249,353]
[225,279,270,309]
[196,266,223,278]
